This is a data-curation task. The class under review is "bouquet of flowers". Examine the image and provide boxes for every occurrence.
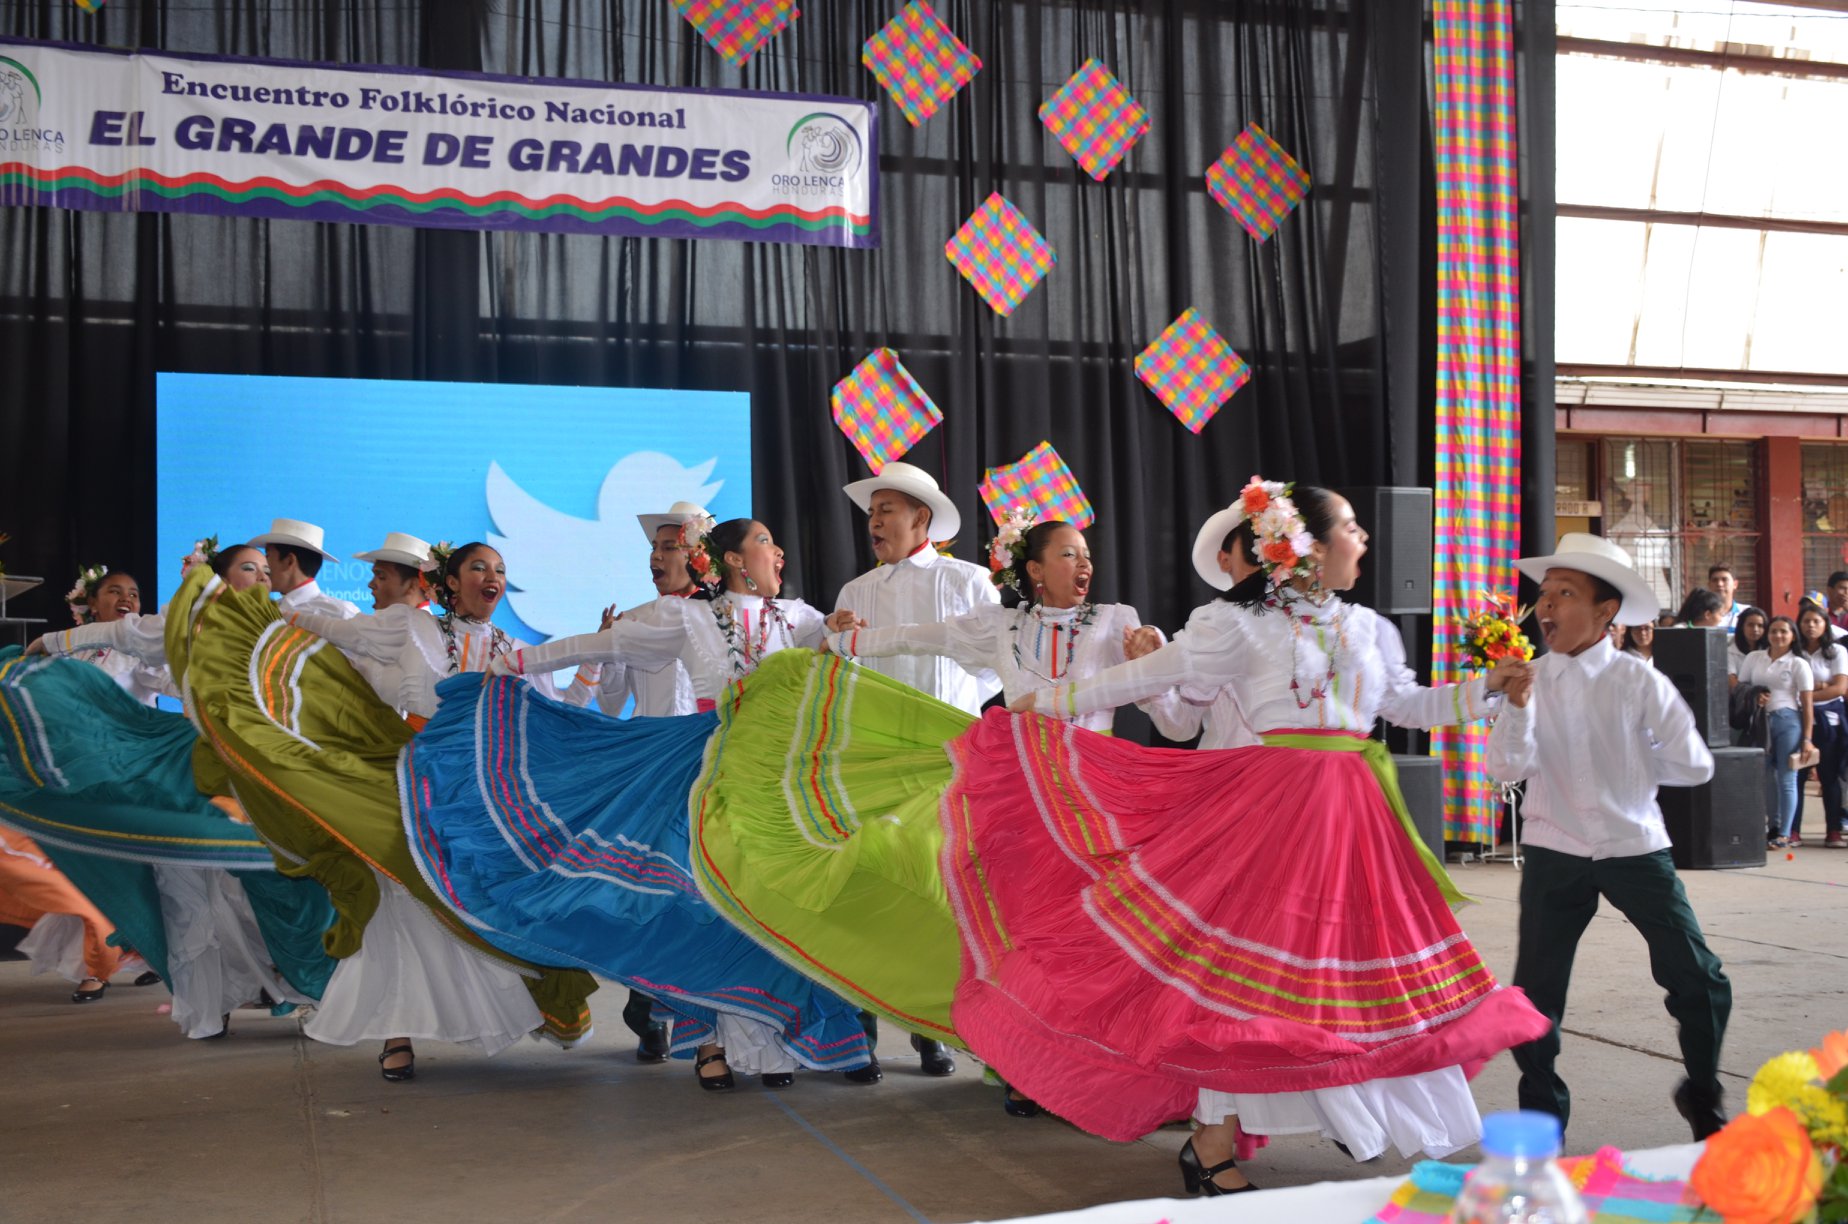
[1458,591,1534,672]
[1691,1030,1848,1223]
[987,505,1037,590]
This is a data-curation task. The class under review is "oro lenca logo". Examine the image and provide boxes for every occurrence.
[787,113,862,179]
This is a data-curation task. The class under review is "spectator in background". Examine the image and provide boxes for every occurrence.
[1828,572,1848,634]
[1707,565,1746,631]
[1622,622,1656,666]
[1657,612,1679,629]
[1673,588,1726,630]
[1728,607,1768,691]
[1796,601,1848,849]
[1737,616,1814,850]
[1607,620,1626,651]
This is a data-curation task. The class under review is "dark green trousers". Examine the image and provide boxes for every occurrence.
[1511,845,1731,1131]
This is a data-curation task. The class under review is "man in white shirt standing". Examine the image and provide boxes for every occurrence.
[833,462,999,1083]
[1486,534,1731,1144]
[1706,563,1746,631]
[249,518,360,621]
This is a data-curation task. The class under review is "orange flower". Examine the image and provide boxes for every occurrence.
[1261,539,1295,565]
[1242,484,1271,514]
[1690,1106,1824,1224]
[1812,1030,1848,1080]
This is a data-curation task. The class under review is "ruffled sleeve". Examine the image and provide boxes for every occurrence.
[778,599,830,651]
[283,605,407,664]
[497,602,689,678]
[826,602,1004,678]
[1037,602,1252,720]
[45,613,170,665]
[1368,611,1492,729]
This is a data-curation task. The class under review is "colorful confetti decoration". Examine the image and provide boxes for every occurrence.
[671,0,798,66]
[945,193,1056,317]
[1205,122,1311,243]
[1134,309,1251,435]
[862,0,982,127]
[978,441,1093,530]
[1038,59,1149,181]
[831,348,943,473]
[1430,0,1523,846]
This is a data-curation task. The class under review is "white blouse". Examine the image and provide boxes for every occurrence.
[825,601,1191,736]
[43,615,177,706]
[1034,591,1491,735]
[283,604,595,718]
[496,592,829,703]
[1737,650,1814,715]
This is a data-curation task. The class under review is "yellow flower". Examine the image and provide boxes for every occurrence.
[1794,1086,1848,1148]
[1749,1051,1821,1116]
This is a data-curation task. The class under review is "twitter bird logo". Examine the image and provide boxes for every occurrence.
[486,452,724,642]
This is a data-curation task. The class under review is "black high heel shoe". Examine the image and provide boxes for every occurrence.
[379,1040,416,1083]
[70,978,108,1004]
[695,1050,735,1092]
[1003,1087,1041,1118]
[1178,1138,1257,1196]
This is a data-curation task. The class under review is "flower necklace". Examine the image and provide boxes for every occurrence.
[1011,602,1097,684]
[438,612,513,676]
[712,595,792,677]
[1266,591,1349,709]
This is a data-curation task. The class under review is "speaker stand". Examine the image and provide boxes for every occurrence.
[1480,781,1525,870]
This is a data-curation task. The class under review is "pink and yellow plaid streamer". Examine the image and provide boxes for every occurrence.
[1038,59,1149,181]
[831,348,943,473]
[1431,0,1523,845]
[862,1,982,128]
[979,441,1093,530]
[945,193,1057,317]
[1134,308,1251,435]
[1205,123,1311,243]
[671,0,797,66]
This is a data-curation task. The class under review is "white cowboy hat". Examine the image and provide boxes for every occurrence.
[248,518,338,563]
[353,532,435,571]
[1191,504,1249,592]
[841,462,961,542]
[637,501,711,542]
[1516,532,1660,625]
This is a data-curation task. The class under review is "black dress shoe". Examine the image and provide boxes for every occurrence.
[636,1020,671,1064]
[1003,1087,1041,1118]
[379,1040,416,1083]
[134,971,162,987]
[1674,1078,1727,1141]
[1178,1137,1258,1195]
[842,1057,884,1085]
[910,1033,957,1077]
[760,1072,794,1089]
[70,979,108,1004]
[695,1051,735,1092]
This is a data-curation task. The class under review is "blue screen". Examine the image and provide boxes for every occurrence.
[155,373,751,646]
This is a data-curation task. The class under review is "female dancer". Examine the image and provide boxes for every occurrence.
[400,517,874,1090]
[1739,616,1814,849]
[58,566,175,705]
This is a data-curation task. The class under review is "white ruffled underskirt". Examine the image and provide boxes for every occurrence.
[712,1011,797,1076]
[153,864,316,1040]
[17,912,89,983]
[302,873,542,1056]
[1195,1065,1483,1162]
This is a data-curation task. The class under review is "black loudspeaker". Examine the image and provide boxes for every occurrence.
[1651,628,1731,750]
[1338,487,1433,614]
[1391,753,1446,862]
[1661,746,1767,870]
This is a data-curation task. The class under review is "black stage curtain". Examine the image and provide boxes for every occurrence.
[0,0,1552,666]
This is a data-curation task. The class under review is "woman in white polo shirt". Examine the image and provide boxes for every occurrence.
[1797,602,1848,848]
[1737,616,1814,848]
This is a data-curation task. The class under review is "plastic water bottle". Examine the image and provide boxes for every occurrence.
[1449,1111,1590,1224]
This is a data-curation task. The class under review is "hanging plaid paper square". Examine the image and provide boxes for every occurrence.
[1038,59,1149,181]
[1134,309,1251,435]
[1205,122,1311,242]
[979,441,1094,530]
[862,1,982,127]
[831,348,942,473]
[945,193,1056,317]
[671,0,798,66]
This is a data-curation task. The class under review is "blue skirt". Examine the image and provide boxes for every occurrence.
[401,673,872,1069]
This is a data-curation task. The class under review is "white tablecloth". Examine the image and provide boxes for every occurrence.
[976,1143,1706,1224]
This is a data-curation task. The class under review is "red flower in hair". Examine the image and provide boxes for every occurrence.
[1242,483,1271,515]
[1261,539,1295,566]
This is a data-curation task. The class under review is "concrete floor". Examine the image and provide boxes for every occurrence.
[3,834,1844,1224]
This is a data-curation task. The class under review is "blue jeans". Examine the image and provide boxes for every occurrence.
[1765,708,1801,839]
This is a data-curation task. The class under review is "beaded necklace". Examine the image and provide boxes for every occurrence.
[712,595,792,677]
[1266,590,1348,709]
[1011,602,1097,684]
[438,612,513,676]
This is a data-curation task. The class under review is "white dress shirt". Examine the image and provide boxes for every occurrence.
[498,592,828,704]
[833,548,1001,715]
[277,580,360,620]
[596,595,698,719]
[43,615,178,705]
[1033,592,1491,736]
[825,602,1190,735]
[1736,650,1813,714]
[1485,637,1714,860]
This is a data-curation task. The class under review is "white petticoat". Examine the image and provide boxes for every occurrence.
[712,1012,798,1076]
[152,864,316,1040]
[16,912,88,983]
[302,872,542,1056]
[1195,1066,1482,1161]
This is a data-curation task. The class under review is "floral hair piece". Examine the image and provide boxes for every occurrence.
[678,512,722,589]
[427,540,456,577]
[1237,476,1315,586]
[65,563,109,625]
[180,534,220,578]
[987,505,1038,591]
